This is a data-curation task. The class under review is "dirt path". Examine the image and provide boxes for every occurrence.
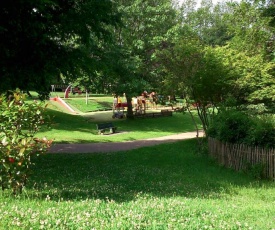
[48,131,203,153]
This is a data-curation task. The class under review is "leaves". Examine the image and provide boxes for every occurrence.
[0,0,121,93]
[0,90,52,194]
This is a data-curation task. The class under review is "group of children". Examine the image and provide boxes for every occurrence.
[113,91,158,114]
[112,94,126,109]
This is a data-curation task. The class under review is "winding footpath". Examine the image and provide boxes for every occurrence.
[48,131,203,154]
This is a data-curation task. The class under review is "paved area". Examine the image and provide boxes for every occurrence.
[48,131,203,153]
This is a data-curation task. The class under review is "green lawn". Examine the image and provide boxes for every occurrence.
[0,139,274,229]
[35,99,201,143]
[64,96,114,112]
[2,95,274,229]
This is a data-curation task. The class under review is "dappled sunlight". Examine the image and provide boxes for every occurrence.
[37,106,202,143]
[30,140,275,204]
[48,132,200,153]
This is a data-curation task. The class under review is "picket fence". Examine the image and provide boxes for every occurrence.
[208,137,275,180]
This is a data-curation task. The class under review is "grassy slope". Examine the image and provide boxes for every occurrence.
[64,97,113,112]
[35,100,201,143]
[0,139,274,229]
[3,95,273,229]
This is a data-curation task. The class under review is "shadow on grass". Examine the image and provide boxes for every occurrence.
[65,98,113,113]
[48,134,200,153]
[27,139,265,202]
[37,108,201,143]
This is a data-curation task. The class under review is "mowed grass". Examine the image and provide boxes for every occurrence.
[64,96,113,112]
[35,100,200,143]
[0,139,274,229]
[4,94,273,229]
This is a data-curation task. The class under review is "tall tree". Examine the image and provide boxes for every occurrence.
[109,0,179,118]
[225,0,275,111]
[0,0,121,94]
[115,0,178,89]
[157,32,233,133]
[180,0,234,46]
[227,0,274,56]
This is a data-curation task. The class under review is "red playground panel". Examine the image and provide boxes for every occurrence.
[116,103,128,108]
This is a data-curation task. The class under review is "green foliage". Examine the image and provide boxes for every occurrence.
[0,90,52,194]
[212,46,275,112]
[181,0,233,46]
[207,109,275,148]
[114,0,178,91]
[248,115,275,148]
[37,102,201,143]
[207,109,252,143]
[244,162,266,180]
[0,0,121,93]
[227,0,273,57]
[157,36,234,133]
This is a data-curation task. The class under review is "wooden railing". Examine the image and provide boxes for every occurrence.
[208,137,275,180]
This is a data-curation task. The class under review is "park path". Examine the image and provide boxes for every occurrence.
[48,131,203,154]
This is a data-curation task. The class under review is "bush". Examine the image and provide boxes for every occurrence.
[207,110,252,143]
[207,109,275,148]
[247,116,275,148]
[37,91,50,101]
[0,89,52,194]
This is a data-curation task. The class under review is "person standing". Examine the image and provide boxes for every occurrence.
[117,96,122,107]
[113,95,118,110]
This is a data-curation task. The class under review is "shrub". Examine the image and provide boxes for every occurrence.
[207,109,275,148]
[207,110,252,143]
[247,116,275,148]
[0,89,52,194]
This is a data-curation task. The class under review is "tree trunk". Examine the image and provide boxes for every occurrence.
[85,90,88,105]
[126,96,134,119]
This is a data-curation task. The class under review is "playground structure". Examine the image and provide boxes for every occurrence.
[134,96,146,115]
[50,84,179,111]
[112,91,175,118]
[50,96,77,114]
[112,102,127,119]
[49,86,181,116]
[133,91,158,114]
[112,95,127,119]
[50,84,85,98]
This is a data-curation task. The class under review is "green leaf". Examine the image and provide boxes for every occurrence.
[19,148,25,156]
[1,136,8,146]
[3,163,10,170]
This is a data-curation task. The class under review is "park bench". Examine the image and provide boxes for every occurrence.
[134,110,172,118]
[96,122,117,135]
[161,109,173,116]
[173,106,186,113]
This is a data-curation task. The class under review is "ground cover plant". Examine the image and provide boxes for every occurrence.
[0,139,274,229]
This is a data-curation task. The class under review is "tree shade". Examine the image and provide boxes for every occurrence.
[0,0,121,93]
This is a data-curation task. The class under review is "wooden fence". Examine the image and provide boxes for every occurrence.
[208,137,275,180]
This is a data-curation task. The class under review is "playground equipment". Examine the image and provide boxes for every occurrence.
[112,110,125,119]
[112,102,127,119]
[134,96,146,115]
[64,85,72,98]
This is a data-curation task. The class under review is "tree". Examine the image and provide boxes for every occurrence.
[157,32,233,134]
[224,0,275,112]
[214,46,275,112]
[180,0,234,46]
[227,0,274,56]
[109,0,179,118]
[0,0,121,95]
